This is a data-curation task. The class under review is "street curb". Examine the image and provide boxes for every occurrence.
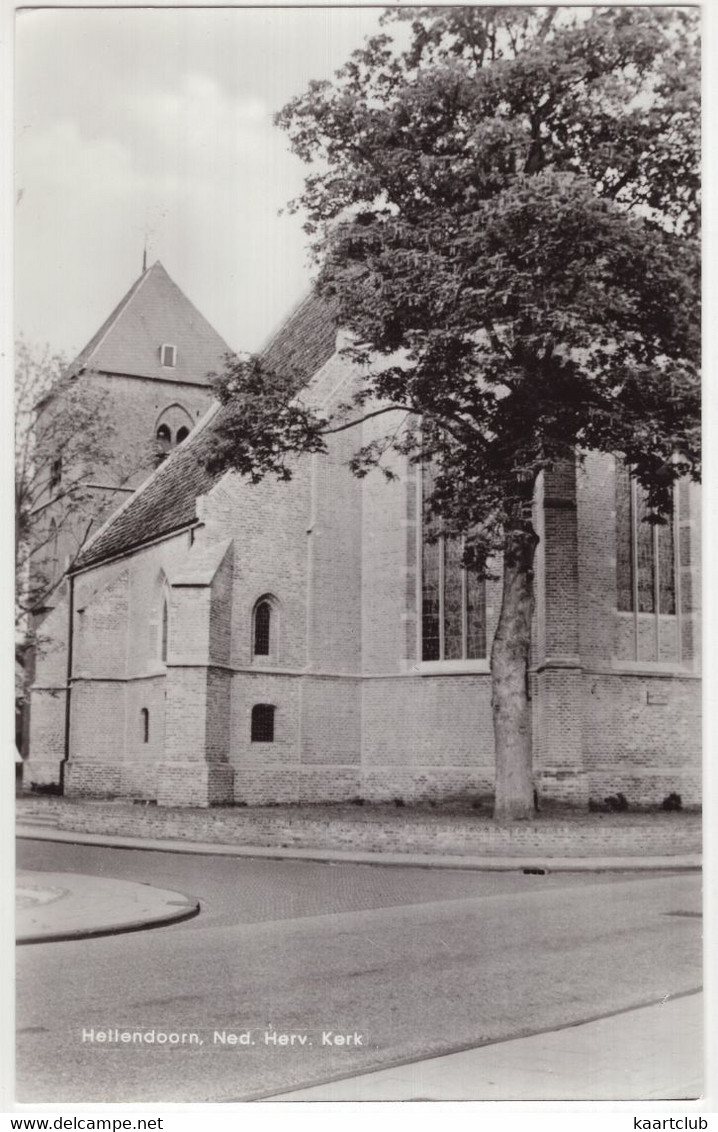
[16,825,702,872]
[16,869,201,945]
[16,897,200,946]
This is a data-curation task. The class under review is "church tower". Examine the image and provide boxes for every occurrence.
[22,262,232,775]
[38,260,232,584]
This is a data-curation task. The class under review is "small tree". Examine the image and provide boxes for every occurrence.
[15,339,150,628]
[209,7,700,819]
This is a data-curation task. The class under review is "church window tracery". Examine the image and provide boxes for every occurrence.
[616,462,676,615]
[421,466,486,661]
[154,405,193,463]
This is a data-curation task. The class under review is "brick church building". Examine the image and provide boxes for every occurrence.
[26,265,701,809]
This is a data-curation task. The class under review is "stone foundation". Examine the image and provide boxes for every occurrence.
[156,761,234,807]
[65,762,122,797]
[24,758,64,791]
[15,794,702,859]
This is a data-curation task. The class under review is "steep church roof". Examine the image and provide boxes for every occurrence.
[70,261,231,386]
[73,291,338,571]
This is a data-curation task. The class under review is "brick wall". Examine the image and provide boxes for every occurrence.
[575,453,700,805]
[203,469,311,672]
[532,460,588,804]
[26,594,70,788]
[63,532,192,799]
[361,412,409,674]
[583,672,701,806]
[361,675,495,802]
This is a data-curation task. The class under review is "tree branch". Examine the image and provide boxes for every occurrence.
[322,404,418,435]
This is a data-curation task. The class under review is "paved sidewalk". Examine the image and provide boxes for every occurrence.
[16,824,702,872]
[16,870,200,944]
[269,993,703,1102]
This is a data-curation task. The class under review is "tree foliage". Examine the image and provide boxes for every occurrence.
[214,6,699,546]
[15,340,150,626]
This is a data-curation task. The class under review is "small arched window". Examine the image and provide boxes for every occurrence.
[254,601,271,656]
[161,598,169,663]
[251,704,275,743]
[156,423,172,448]
[176,426,190,444]
[141,708,149,743]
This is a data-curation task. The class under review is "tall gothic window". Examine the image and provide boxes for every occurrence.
[421,466,486,661]
[254,601,271,656]
[616,462,676,615]
[161,598,169,663]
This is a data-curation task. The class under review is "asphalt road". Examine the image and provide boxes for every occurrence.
[15,841,702,1103]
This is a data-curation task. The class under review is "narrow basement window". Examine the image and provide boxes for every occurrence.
[251,704,275,743]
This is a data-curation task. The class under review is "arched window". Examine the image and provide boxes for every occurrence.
[252,595,279,661]
[251,704,275,743]
[154,405,192,460]
[141,708,149,744]
[161,598,169,663]
[254,601,271,656]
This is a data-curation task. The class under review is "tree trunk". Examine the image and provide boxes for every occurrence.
[491,518,539,821]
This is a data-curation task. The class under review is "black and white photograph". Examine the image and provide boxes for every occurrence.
[8,0,707,1115]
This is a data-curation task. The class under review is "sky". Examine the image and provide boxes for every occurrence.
[14,6,385,361]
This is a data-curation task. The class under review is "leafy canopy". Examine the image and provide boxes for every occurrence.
[210,5,699,566]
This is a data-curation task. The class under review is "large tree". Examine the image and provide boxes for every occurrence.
[209,6,700,819]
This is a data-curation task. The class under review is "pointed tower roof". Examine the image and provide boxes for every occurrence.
[70,261,231,386]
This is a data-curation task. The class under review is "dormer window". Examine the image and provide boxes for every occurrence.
[160,343,177,368]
